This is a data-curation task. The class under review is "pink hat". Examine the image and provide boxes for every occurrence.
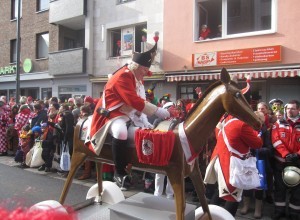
[84,96,94,104]
[68,98,75,103]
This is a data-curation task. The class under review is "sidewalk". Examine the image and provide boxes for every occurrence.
[0,155,279,219]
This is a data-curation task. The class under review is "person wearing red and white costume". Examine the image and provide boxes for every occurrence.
[271,99,300,220]
[204,76,262,216]
[204,115,262,216]
[85,32,170,187]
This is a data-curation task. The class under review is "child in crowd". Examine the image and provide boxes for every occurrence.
[17,125,33,166]
[38,123,55,172]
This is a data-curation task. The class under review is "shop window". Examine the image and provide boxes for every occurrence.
[41,88,52,100]
[108,24,147,58]
[10,39,17,63]
[36,32,49,59]
[179,84,210,102]
[37,0,49,12]
[194,0,274,41]
[11,0,22,20]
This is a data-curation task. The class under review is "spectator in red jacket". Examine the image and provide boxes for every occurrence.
[271,99,300,220]
[199,24,211,40]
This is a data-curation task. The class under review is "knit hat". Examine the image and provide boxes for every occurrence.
[132,32,159,68]
[31,126,42,134]
[84,96,94,104]
[27,96,33,102]
[68,98,75,103]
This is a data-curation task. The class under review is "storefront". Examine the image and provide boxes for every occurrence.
[166,66,300,109]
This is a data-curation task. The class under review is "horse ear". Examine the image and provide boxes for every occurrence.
[220,68,230,84]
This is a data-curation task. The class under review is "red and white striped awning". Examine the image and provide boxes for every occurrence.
[166,69,300,82]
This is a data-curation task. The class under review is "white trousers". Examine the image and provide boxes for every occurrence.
[154,174,174,199]
[109,116,129,140]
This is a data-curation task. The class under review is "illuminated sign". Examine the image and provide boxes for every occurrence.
[0,58,33,75]
[193,45,281,67]
[0,65,17,75]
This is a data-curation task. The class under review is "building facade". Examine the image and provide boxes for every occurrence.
[90,0,168,99]
[163,0,300,107]
[1,0,299,105]
[0,0,92,101]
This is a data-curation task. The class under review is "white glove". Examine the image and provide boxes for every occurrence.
[155,107,170,119]
[140,114,154,129]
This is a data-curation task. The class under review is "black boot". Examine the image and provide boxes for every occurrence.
[112,138,129,188]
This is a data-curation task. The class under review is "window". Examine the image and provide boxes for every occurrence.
[194,0,275,41]
[109,23,147,57]
[179,84,209,101]
[10,39,17,63]
[11,0,22,19]
[41,88,52,100]
[36,32,49,59]
[37,0,49,11]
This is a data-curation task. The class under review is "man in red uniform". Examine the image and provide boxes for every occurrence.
[85,34,170,187]
[204,115,262,216]
[271,99,300,220]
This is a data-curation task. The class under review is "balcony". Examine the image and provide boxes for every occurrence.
[49,47,86,76]
[49,0,86,30]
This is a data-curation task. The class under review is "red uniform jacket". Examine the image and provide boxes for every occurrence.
[210,116,262,201]
[87,66,147,153]
[271,117,300,162]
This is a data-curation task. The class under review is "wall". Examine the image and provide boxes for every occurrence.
[163,0,300,72]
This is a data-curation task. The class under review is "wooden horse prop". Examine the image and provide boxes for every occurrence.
[59,68,261,220]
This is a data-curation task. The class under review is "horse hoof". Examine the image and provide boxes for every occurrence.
[86,181,125,205]
[195,204,234,220]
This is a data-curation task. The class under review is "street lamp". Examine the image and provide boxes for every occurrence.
[16,0,21,104]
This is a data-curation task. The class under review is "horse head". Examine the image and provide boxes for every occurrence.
[220,68,261,130]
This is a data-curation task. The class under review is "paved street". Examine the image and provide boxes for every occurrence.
[0,155,281,219]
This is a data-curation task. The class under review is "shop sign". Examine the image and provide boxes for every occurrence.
[23,58,32,73]
[0,58,32,75]
[193,45,281,67]
[0,65,17,75]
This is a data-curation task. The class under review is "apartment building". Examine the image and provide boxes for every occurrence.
[163,0,300,106]
[89,0,167,99]
[0,0,92,101]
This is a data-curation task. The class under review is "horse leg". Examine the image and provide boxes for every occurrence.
[95,162,103,203]
[189,161,212,220]
[167,170,185,220]
[59,151,87,204]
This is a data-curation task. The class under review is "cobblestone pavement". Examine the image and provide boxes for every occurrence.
[0,154,286,220]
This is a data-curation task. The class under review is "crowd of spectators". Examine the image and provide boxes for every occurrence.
[0,95,109,177]
[1,92,299,219]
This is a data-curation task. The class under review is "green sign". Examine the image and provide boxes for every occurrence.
[23,58,32,73]
[0,65,17,75]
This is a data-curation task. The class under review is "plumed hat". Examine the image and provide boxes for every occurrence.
[132,31,159,68]
[145,84,156,100]
[161,93,171,102]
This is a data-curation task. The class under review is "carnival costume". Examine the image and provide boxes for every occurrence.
[85,33,170,187]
